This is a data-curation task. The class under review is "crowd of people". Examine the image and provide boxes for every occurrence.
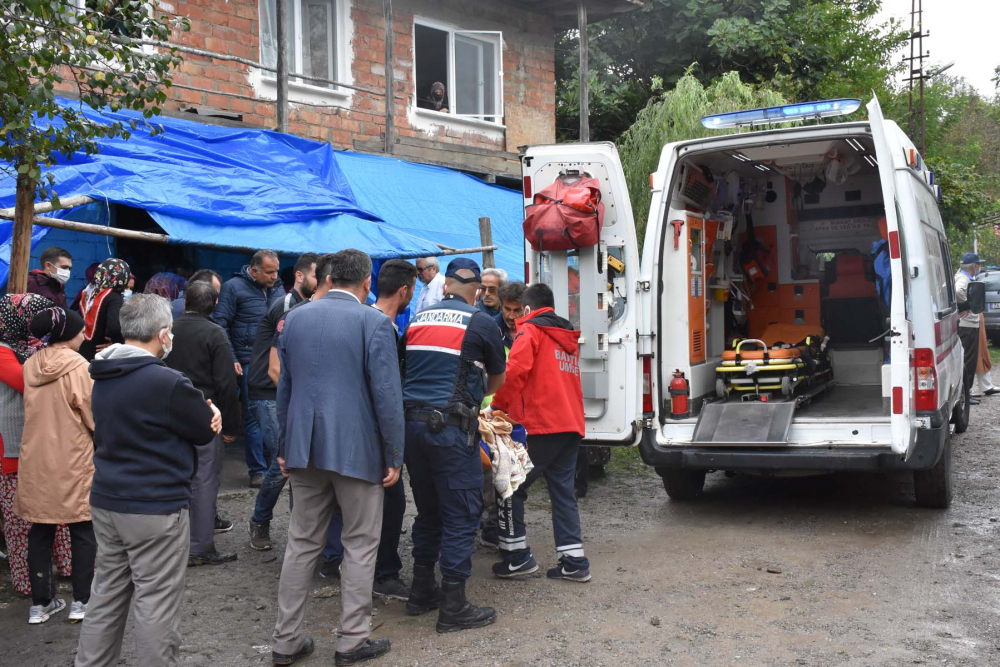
[0,244,592,666]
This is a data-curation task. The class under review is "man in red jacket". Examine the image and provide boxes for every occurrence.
[489,283,590,583]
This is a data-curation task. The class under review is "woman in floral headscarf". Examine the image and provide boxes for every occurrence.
[143,271,186,302]
[0,294,74,597]
[78,258,130,361]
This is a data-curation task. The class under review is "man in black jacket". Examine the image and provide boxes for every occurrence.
[166,281,242,566]
[75,294,221,667]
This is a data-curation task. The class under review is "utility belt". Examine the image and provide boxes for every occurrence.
[406,404,479,435]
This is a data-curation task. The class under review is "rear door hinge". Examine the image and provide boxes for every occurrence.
[637,280,651,292]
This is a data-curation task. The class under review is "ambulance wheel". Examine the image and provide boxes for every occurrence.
[716,379,727,398]
[656,467,706,501]
[914,430,952,509]
[951,383,970,434]
[781,377,792,397]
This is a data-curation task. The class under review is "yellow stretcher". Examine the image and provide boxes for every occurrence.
[715,333,831,399]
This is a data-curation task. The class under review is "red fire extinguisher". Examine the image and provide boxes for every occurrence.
[669,369,690,420]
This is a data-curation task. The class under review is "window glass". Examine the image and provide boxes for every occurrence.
[260,0,338,89]
[413,21,503,122]
[455,34,496,118]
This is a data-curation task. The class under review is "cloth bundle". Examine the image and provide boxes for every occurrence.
[478,410,533,501]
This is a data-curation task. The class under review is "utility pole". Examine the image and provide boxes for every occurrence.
[276,0,289,132]
[383,0,395,154]
[578,0,589,143]
[904,0,929,152]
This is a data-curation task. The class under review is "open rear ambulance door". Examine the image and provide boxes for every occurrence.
[867,97,916,458]
[521,142,645,445]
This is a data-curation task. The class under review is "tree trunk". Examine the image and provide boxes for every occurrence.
[8,174,35,294]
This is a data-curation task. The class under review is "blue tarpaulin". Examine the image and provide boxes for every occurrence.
[0,97,524,285]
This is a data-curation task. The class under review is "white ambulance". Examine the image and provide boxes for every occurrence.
[521,97,970,508]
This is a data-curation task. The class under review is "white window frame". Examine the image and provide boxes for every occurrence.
[412,17,504,126]
[257,0,354,106]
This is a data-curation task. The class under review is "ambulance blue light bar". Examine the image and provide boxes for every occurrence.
[701,99,862,129]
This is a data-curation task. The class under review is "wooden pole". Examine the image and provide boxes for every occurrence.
[383,0,395,154]
[276,0,289,132]
[7,175,36,294]
[478,217,495,269]
[578,0,590,143]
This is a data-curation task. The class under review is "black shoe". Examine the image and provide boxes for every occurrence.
[249,520,273,551]
[188,550,238,567]
[546,561,592,583]
[478,532,499,551]
[319,558,341,579]
[214,516,234,534]
[405,564,442,616]
[250,473,265,488]
[492,554,538,579]
[373,577,410,601]
[435,580,497,633]
[273,636,314,666]
[970,397,982,405]
[334,638,391,666]
[985,388,1000,396]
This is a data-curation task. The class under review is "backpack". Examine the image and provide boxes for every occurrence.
[523,172,604,251]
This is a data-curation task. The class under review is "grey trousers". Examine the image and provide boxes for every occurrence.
[75,507,189,667]
[190,434,224,554]
[274,467,383,655]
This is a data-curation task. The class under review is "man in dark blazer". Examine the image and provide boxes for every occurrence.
[270,250,403,667]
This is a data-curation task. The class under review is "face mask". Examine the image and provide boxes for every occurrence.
[160,329,174,360]
[122,289,133,299]
[53,267,71,285]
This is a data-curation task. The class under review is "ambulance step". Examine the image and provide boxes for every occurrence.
[691,402,796,445]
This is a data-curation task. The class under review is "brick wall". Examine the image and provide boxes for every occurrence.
[156,0,555,158]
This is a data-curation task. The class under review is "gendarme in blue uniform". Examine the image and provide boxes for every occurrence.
[401,287,505,584]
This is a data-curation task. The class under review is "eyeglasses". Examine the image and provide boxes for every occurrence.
[479,285,499,294]
[416,266,431,273]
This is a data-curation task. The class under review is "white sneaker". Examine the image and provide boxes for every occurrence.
[68,600,88,622]
[27,599,66,625]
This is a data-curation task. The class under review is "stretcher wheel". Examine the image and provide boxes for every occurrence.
[716,378,727,398]
[781,376,792,397]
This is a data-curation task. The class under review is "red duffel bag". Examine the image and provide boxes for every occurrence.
[523,173,604,251]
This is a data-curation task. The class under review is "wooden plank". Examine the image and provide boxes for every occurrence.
[383,0,395,154]
[479,217,495,269]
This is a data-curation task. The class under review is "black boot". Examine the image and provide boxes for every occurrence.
[435,580,497,633]
[405,564,441,616]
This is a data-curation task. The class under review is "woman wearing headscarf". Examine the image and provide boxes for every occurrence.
[78,258,130,361]
[143,271,186,302]
[15,307,95,624]
[0,294,73,598]
[70,262,101,314]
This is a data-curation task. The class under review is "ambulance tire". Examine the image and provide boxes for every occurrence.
[913,430,952,509]
[951,383,970,434]
[657,467,706,501]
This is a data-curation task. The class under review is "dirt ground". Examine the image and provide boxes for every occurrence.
[3,397,1000,667]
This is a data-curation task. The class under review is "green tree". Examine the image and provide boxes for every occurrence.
[0,0,187,291]
[618,71,786,240]
[557,0,906,142]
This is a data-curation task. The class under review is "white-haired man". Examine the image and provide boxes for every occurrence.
[414,257,445,313]
[476,268,507,318]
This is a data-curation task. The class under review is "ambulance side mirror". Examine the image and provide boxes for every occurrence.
[968,281,986,315]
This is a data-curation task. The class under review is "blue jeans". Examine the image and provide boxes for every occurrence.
[239,364,266,477]
[250,399,286,523]
[322,475,406,582]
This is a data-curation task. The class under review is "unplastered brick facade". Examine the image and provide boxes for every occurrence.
[154,0,556,177]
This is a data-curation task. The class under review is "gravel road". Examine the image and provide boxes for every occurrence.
[3,399,999,666]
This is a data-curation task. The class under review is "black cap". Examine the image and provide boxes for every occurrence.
[445,257,481,284]
[30,307,85,344]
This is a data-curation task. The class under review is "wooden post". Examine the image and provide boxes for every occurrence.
[578,0,589,143]
[383,0,395,154]
[276,0,289,132]
[7,175,35,294]
[479,217,495,269]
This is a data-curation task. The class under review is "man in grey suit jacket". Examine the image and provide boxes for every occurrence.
[271,250,403,667]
